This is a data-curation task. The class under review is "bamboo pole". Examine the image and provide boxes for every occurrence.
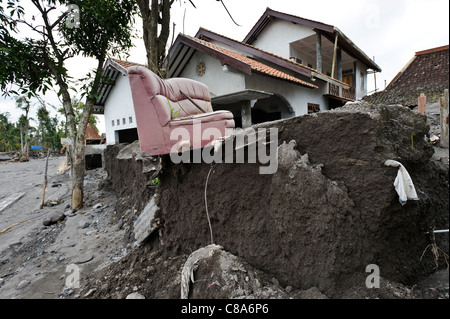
[331,33,339,79]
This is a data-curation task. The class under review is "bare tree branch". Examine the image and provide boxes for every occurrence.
[217,0,241,26]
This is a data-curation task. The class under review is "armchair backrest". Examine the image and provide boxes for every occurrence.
[128,66,213,127]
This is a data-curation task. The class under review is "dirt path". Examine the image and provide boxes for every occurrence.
[0,157,126,298]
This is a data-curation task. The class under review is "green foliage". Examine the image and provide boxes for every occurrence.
[59,0,137,59]
[0,112,20,151]
[1,0,138,101]
[0,96,65,152]
[150,177,161,187]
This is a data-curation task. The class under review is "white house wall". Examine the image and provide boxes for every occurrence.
[104,74,136,144]
[355,60,368,100]
[179,51,246,97]
[251,19,316,59]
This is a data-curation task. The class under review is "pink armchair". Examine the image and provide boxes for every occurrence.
[128,66,235,156]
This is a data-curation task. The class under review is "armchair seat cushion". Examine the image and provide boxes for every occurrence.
[169,110,234,126]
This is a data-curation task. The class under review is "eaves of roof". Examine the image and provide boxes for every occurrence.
[93,58,147,112]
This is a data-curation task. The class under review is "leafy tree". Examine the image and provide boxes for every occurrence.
[37,105,63,149]
[1,0,137,209]
[0,112,21,152]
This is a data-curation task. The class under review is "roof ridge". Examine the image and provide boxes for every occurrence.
[415,45,449,56]
[110,57,148,68]
[264,7,335,29]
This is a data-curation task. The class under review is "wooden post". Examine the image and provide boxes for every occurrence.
[440,89,449,149]
[40,150,50,209]
[331,33,339,79]
[418,93,427,114]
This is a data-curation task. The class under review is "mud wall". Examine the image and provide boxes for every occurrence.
[105,104,448,296]
[104,142,157,215]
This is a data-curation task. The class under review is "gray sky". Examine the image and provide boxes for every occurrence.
[1,0,449,133]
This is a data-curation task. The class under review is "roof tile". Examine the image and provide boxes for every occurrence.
[188,36,318,89]
[364,46,449,106]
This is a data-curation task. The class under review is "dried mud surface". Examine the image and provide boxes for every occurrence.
[83,104,448,299]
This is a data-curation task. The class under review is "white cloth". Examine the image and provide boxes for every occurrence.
[384,160,419,206]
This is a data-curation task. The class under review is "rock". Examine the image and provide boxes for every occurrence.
[64,210,76,217]
[60,287,74,296]
[125,292,145,299]
[117,218,124,230]
[83,288,97,297]
[93,203,104,210]
[78,220,90,229]
[16,280,30,290]
[277,140,300,171]
[133,194,159,244]
[43,212,66,226]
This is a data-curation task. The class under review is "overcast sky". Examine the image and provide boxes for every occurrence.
[1,0,449,133]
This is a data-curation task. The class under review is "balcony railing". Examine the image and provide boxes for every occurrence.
[328,83,355,100]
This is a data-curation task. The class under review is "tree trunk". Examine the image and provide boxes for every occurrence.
[69,56,104,209]
[71,137,85,209]
[137,0,173,75]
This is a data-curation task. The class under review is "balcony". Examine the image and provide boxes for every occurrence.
[327,83,355,101]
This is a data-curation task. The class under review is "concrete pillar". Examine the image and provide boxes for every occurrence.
[241,100,252,128]
[316,33,322,73]
[418,93,427,114]
[440,89,449,148]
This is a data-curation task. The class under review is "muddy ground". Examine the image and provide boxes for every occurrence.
[0,157,127,298]
[0,103,448,300]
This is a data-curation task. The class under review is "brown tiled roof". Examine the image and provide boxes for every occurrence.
[85,123,103,141]
[364,45,449,106]
[110,58,147,70]
[187,35,318,89]
[196,28,348,87]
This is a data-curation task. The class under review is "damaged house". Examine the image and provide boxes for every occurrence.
[364,45,449,106]
[93,8,381,144]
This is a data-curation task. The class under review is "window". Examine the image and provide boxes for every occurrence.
[122,118,126,125]
[112,120,115,127]
[129,117,133,124]
[117,119,120,126]
[308,103,320,114]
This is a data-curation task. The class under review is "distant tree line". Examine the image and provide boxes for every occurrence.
[0,96,97,155]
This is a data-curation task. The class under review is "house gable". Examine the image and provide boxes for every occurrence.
[243,8,381,73]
